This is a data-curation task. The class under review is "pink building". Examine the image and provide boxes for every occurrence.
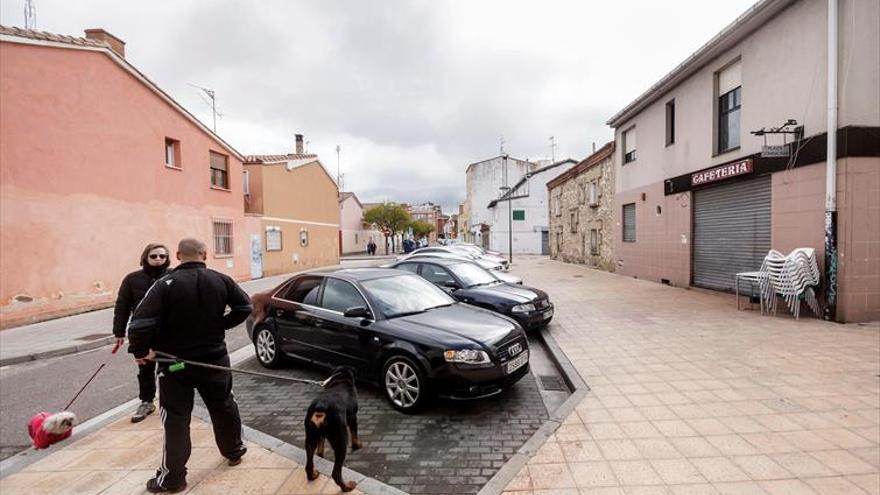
[0,26,251,328]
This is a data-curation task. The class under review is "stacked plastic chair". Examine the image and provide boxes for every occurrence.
[759,248,822,319]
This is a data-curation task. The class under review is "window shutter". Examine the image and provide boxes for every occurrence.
[719,60,741,95]
[210,151,228,171]
[623,204,636,242]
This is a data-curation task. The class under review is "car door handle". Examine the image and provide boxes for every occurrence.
[314,318,324,328]
[275,309,286,317]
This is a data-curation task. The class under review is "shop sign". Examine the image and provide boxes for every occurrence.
[691,159,753,186]
[762,144,790,157]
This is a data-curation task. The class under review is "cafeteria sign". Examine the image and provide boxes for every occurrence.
[691,159,753,186]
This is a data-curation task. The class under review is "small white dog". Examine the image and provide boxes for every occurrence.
[28,411,77,449]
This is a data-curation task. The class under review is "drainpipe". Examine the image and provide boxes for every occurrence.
[824,0,839,321]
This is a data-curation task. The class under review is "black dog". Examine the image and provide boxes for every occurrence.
[305,366,363,492]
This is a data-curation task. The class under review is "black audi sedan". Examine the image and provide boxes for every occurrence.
[246,268,530,413]
[387,258,553,330]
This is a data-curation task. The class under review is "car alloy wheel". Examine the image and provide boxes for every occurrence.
[383,356,424,412]
[255,326,281,368]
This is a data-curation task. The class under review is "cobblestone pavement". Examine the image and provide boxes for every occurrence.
[502,256,879,495]
[230,355,550,495]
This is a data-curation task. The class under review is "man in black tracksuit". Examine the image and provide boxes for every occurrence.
[128,238,253,494]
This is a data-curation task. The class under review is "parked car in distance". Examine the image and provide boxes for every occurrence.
[397,247,505,271]
[446,245,510,270]
[390,253,522,285]
[246,268,530,413]
[387,258,553,330]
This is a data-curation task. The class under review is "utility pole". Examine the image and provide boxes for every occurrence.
[501,154,513,264]
[549,136,557,162]
[24,0,36,29]
[499,135,505,155]
[336,145,341,188]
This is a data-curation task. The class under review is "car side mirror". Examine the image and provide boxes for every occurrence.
[343,306,372,319]
[441,281,460,291]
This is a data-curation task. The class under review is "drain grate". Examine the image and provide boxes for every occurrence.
[538,375,568,391]
[76,333,111,342]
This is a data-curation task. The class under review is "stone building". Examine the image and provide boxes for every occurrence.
[547,142,616,271]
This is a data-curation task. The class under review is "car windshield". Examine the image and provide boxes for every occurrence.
[362,274,455,318]
[448,262,500,288]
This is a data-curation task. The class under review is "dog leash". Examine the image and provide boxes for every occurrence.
[152,351,329,387]
[64,341,122,411]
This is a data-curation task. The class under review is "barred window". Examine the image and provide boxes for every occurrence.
[213,220,233,255]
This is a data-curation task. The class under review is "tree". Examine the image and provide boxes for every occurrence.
[363,203,411,254]
[408,220,435,240]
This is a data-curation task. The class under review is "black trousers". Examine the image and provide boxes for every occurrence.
[154,354,246,488]
[137,360,157,402]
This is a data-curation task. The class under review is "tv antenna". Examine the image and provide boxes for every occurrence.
[24,0,36,29]
[499,135,505,155]
[549,135,557,162]
[188,83,223,132]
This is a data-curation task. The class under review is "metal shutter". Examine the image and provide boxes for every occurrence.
[622,203,636,242]
[693,175,771,291]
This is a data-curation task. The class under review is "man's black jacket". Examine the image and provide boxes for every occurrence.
[127,262,253,360]
[113,268,167,337]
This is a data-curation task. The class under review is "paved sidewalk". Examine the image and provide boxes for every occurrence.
[502,257,879,494]
[0,268,336,367]
[0,411,380,495]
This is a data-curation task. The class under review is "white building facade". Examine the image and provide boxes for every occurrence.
[488,160,577,254]
[462,155,533,249]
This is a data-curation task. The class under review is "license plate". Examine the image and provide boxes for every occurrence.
[543,309,553,319]
[506,349,529,374]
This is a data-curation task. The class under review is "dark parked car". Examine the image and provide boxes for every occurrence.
[387,258,553,330]
[247,268,530,412]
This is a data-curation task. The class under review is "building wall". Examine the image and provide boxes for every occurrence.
[464,157,531,244]
[614,0,878,195]
[549,155,617,271]
[0,41,249,327]
[609,0,879,322]
[490,162,576,254]
[257,162,339,275]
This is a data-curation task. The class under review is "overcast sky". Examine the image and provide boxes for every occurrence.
[2,0,756,212]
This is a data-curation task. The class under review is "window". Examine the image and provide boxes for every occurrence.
[266,226,282,251]
[577,181,586,205]
[570,210,578,233]
[210,151,229,189]
[165,138,180,168]
[282,276,322,305]
[717,60,741,153]
[512,209,525,221]
[589,181,599,206]
[421,264,456,285]
[354,233,359,245]
[622,204,636,243]
[665,99,675,146]
[554,195,562,217]
[590,229,599,255]
[213,220,233,255]
[396,263,420,274]
[321,278,367,313]
[623,127,636,163]
[243,170,250,195]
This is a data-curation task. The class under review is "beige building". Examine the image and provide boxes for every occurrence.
[244,135,340,276]
[547,143,616,270]
[607,0,879,322]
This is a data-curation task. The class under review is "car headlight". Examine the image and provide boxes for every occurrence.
[511,303,536,313]
[444,349,491,364]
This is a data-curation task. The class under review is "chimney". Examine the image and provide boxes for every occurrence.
[295,134,304,154]
[592,142,596,153]
[84,29,125,58]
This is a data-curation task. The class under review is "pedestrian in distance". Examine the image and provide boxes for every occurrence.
[128,238,252,493]
[367,237,376,256]
[113,242,170,423]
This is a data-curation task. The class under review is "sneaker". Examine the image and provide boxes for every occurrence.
[131,401,156,423]
[146,478,186,493]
